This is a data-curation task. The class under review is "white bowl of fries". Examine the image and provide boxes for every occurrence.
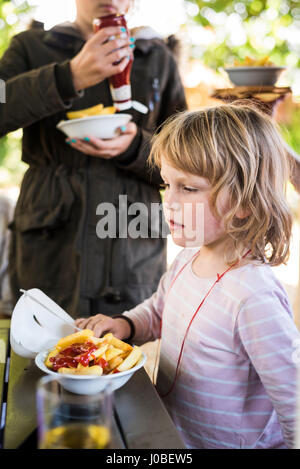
[56,103,132,140]
[35,329,146,395]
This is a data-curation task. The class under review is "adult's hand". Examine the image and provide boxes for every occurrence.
[66,122,138,159]
[70,26,134,91]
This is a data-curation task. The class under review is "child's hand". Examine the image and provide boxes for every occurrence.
[74,313,131,340]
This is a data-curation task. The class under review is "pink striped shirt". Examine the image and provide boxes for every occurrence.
[124,248,300,449]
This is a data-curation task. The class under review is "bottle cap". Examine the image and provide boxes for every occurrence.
[115,100,148,114]
[115,100,133,111]
[132,101,148,114]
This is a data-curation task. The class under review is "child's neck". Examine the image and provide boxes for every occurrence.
[191,240,250,279]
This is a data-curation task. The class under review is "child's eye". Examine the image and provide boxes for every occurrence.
[183,187,198,192]
[160,183,169,190]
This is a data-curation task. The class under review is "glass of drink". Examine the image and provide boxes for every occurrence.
[36,376,113,449]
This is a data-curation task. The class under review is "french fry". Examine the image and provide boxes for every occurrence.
[91,344,108,360]
[105,347,124,361]
[118,351,130,360]
[45,348,59,368]
[56,329,94,350]
[116,346,142,372]
[66,103,104,119]
[97,106,116,115]
[58,365,103,376]
[108,356,124,372]
[110,335,133,352]
[89,336,107,346]
[45,330,141,376]
[103,333,113,344]
[66,104,116,120]
[233,55,274,67]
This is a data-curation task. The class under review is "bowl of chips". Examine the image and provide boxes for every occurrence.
[224,56,285,86]
[56,103,132,140]
[35,329,146,395]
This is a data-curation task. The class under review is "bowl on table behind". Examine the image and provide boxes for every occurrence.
[224,56,285,87]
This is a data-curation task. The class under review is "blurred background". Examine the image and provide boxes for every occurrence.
[0,0,300,320]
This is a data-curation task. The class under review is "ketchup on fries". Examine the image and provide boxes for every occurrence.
[45,329,142,376]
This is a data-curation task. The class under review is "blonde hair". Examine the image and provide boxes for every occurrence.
[149,103,293,266]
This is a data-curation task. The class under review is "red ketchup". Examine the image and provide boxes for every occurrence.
[93,14,133,111]
[50,342,98,371]
[97,357,109,371]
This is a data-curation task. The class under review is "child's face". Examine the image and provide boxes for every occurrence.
[161,158,229,248]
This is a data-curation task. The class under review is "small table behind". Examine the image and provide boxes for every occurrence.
[212,85,292,115]
[0,320,185,449]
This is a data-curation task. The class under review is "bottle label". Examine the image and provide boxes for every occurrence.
[115,100,133,111]
[110,84,132,102]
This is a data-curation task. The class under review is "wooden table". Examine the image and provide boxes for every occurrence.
[212,86,292,115]
[0,320,185,449]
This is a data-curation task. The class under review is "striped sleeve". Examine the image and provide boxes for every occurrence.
[123,271,169,344]
[235,289,300,448]
[123,248,189,344]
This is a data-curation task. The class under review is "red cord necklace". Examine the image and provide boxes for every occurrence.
[155,248,252,398]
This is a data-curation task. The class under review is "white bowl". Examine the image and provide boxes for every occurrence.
[224,66,285,87]
[35,349,147,395]
[56,114,132,140]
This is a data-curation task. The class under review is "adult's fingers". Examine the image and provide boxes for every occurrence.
[80,136,123,157]
[116,121,137,135]
[102,36,131,56]
[66,138,102,157]
[83,135,119,151]
[91,26,127,46]
[106,48,132,69]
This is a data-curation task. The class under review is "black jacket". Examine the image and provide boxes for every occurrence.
[0,22,187,317]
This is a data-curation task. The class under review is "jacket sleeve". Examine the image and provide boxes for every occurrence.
[114,52,187,188]
[0,33,80,137]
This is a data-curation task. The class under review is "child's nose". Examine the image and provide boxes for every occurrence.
[164,188,176,207]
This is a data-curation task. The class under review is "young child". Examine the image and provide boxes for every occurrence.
[76,104,300,449]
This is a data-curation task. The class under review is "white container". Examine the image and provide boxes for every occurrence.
[56,114,132,140]
[35,349,147,395]
[10,289,78,359]
[223,66,285,87]
[11,288,147,395]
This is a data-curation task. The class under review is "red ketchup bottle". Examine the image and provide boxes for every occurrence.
[93,14,133,111]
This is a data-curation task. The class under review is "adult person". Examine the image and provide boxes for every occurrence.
[0,0,187,317]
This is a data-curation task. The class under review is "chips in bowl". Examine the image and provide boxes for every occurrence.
[35,329,146,394]
[66,104,116,120]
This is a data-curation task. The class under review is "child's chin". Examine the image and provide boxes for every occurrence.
[171,234,202,248]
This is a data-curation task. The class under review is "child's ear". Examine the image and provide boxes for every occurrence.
[235,207,251,219]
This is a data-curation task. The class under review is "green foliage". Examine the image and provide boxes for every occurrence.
[0,0,34,187]
[280,106,300,155]
[185,0,300,159]
[185,0,300,73]
[0,0,34,55]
